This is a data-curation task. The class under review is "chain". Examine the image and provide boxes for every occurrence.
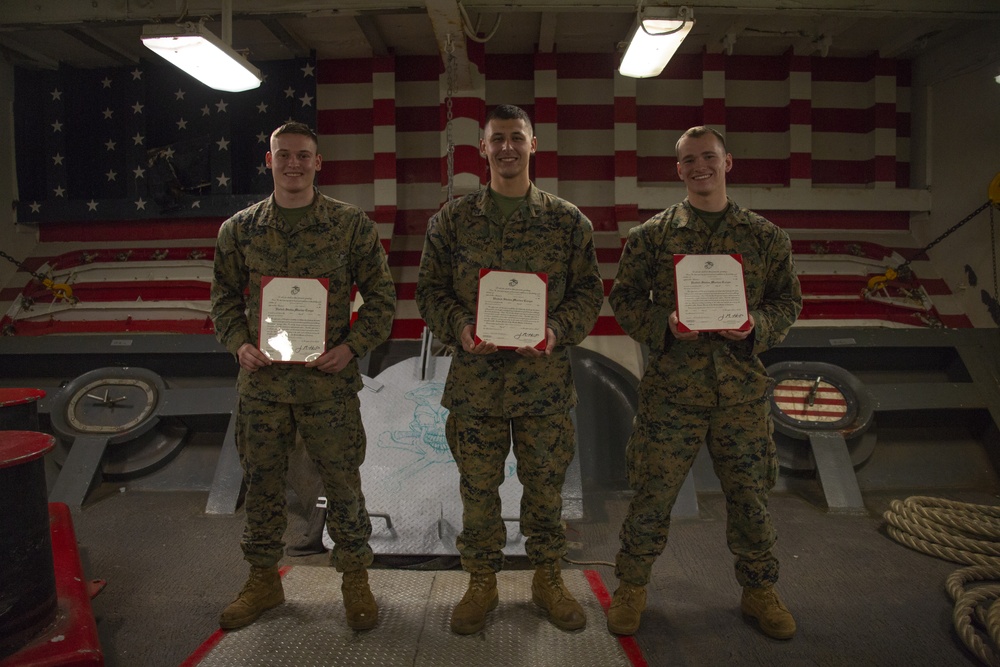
[0,248,75,302]
[898,200,993,271]
[0,249,48,282]
[445,33,456,202]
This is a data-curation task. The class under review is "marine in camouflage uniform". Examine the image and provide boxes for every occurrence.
[606,126,803,640]
[210,122,395,632]
[416,105,603,634]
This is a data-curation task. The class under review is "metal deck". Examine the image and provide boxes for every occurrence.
[190,568,636,667]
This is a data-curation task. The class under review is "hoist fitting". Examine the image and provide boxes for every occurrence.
[989,172,1000,206]
[42,278,74,302]
[865,267,898,294]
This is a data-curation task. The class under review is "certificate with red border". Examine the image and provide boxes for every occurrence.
[673,254,751,333]
[475,269,548,350]
[258,276,329,363]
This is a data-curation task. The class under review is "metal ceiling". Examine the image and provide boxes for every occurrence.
[0,1,998,74]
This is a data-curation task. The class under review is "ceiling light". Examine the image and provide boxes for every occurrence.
[141,22,261,92]
[619,6,694,79]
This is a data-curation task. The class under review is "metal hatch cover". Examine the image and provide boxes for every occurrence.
[355,356,584,557]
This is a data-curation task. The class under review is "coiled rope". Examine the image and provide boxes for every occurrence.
[884,496,1000,666]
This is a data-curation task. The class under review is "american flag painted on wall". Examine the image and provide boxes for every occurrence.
[4,51,971,336]
[13,57,317,223]
[312,52,957,335]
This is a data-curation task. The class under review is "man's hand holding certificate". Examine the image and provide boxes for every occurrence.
[474,269,548,350]
[673,254,750,333]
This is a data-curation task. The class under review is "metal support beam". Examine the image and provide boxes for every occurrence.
[0,35,60,69]
[261,17,312,58]
[808,431,866,513]
[48,435,111,508]
[537,11,556,53]
[355,14,390,57]
[64,26,139,65]
[205,413,243,515]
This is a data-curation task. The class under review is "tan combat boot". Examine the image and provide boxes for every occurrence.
[607,581,646,635]
[531,563,586,631]
[342,569,379,631]
[450,572,499,634]
[219,565,285,630]
[741,585,796,639]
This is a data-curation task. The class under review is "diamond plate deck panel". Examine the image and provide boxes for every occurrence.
[193,568,636,667]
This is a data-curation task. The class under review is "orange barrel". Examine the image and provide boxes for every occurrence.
[0,431,57,660]
[0,388,46,431]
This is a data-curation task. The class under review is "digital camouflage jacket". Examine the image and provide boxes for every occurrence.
[211,189,396,403]
[416,184,604,417]
[610,198,802,407]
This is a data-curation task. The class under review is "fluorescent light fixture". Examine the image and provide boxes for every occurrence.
[619,6,694,79]
[141,22,261,92]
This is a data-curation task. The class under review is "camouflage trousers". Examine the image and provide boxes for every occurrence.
[236,394,374,572]
[615,396,779,588]
[446,411,576,574]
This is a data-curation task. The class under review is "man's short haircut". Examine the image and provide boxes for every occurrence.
[675,126,727,157]
[484,104,533,135]
[270,121,319,148]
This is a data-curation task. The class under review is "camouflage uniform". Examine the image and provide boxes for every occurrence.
[416,184,604,573]
[211,188,395,572]
[610,198,802,588]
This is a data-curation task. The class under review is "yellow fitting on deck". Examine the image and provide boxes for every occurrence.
[42,278,74,301]
[865,267,898,294]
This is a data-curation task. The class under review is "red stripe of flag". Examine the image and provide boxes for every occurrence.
[372,99,395,126]
[615,151,638,177]
[577,207,618,232]
[396,56,441,81]
[812,108,875,134]
[316,160,373,185]
[789,99,811,125]
[614,99,637,124]
[637,106,704,131]
[396,107,440,132]
[316,108,372,135]
[727,107,789,133]
[559,105,614,130]
[812,58,877,83]
[596,247,623,263]
[485,54,534,79]
[557,53,615,78]
[316,59,372,84]
[39,219,224,242]
[397,158,439,184]
[558,156,615,181]
[725,56,793,81]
